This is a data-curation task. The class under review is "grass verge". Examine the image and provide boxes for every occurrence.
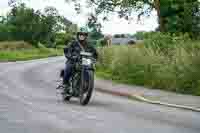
[0,48,63,62]
[0,41,64,61]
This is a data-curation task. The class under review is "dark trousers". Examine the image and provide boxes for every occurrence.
[63,61,73,84]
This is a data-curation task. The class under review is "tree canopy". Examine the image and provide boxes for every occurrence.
[0,1,75,47]
[66,0,200,39]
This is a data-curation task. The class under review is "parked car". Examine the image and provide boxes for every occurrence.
[111,37,137,45]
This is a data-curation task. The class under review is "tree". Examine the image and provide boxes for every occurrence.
[87,13,104,40]
[161,0,200,38]
[66,0,200,38]
[67,24,78,35]
[0,16,7,24]
[134,31,146,40]
[64,0,165,31]
[7,3,41,43]
[1,1,74,47]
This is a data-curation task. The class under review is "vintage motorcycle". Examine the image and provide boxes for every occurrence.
[56,51,95,105]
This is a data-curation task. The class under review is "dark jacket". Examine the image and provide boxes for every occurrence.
[64,40,98,62]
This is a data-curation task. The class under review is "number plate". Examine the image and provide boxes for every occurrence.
[82,58,92,66]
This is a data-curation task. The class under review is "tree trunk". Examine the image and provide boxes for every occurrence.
[154,0,165,32]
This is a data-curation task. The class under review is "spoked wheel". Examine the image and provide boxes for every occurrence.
[80,70,94,106]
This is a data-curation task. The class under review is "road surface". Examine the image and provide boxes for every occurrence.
[0,57,200,133]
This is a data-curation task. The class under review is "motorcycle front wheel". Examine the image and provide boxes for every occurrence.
[80,70,94,106]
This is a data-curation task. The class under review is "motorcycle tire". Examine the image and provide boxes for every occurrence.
[80,70,94,106]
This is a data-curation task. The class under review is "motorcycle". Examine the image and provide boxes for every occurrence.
[57,51,95,105]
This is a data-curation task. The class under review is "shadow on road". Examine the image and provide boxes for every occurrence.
[56,98,110,108]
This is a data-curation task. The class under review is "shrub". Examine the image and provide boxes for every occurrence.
[55,33,74,46]
[0,41,34,50]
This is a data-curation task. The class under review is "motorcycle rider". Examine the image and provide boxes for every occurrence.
[60,27,98,90]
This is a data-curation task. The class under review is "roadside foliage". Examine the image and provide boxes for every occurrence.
[97,33,200,96]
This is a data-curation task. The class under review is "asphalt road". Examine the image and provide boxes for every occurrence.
[0,57,200,133]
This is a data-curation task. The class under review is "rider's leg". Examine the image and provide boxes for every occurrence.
[63,62,73,85]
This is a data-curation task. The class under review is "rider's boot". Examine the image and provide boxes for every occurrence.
[61,82,71,95]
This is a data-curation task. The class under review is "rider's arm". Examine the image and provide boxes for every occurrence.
[64,41,80,62]
[91,46,98,60]
[64,42,74,59]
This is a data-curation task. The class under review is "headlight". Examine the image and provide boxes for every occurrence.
[80,52,92,56]
[82,58,92,66]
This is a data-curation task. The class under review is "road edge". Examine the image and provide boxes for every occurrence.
[95,87,200,112]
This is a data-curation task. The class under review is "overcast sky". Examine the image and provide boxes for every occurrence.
[0,0,158,35]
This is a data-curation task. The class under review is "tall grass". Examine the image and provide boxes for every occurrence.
[97,34,200,96]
